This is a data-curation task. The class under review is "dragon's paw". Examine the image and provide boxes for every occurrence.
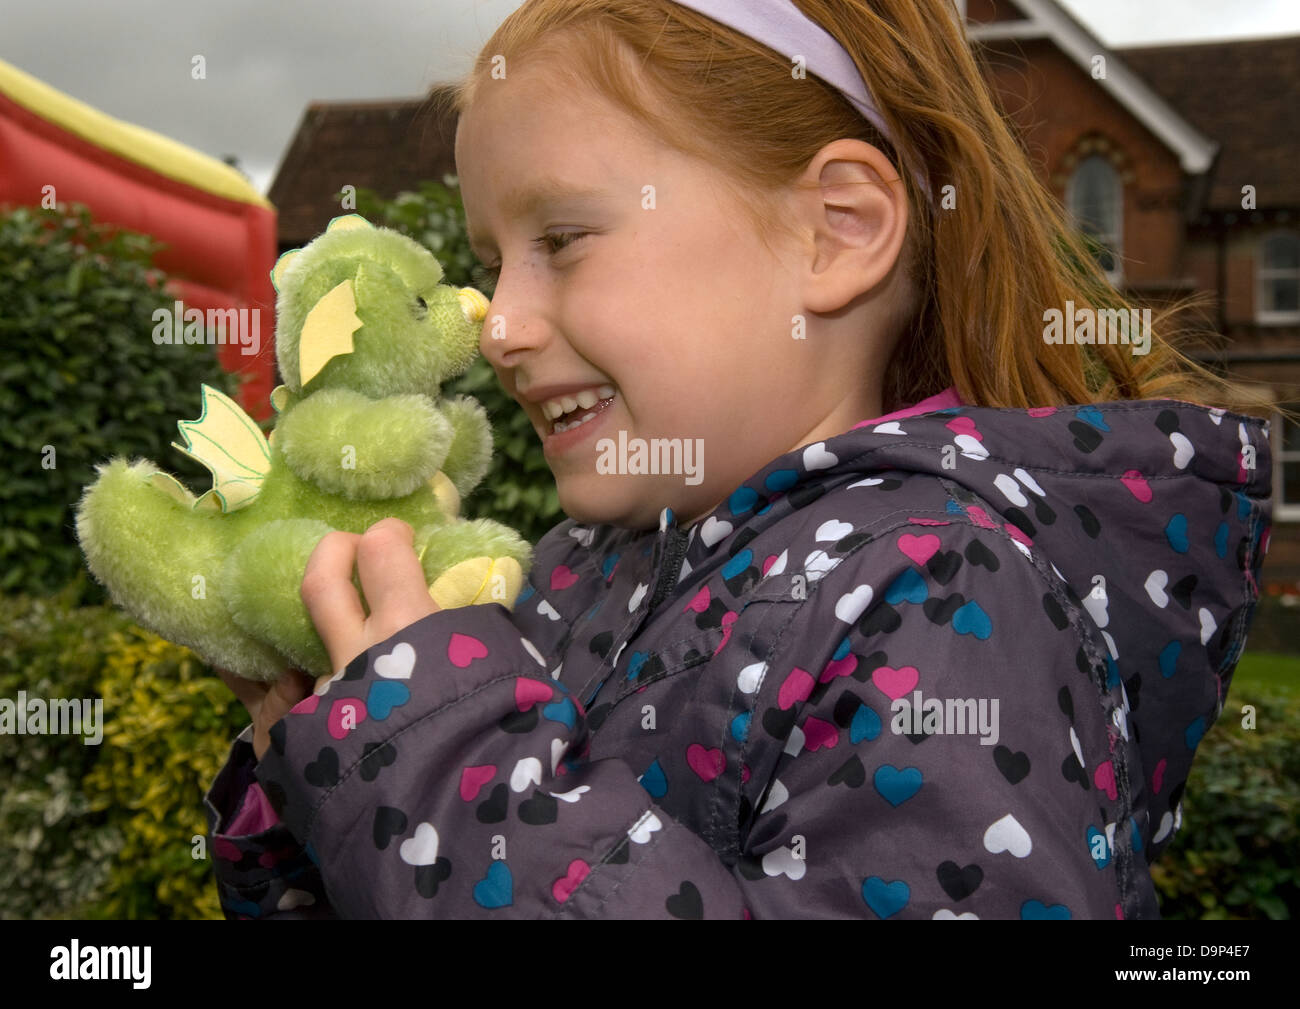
[428,555,525,610]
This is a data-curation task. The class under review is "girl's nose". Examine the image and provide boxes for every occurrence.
[478,283,550,369]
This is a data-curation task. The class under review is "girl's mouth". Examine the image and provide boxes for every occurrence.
[541,390,617,455]
[541,384,617,435]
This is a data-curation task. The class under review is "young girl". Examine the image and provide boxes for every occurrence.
[206,0,1274,919]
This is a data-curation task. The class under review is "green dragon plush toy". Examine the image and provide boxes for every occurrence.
[75,214,532,683]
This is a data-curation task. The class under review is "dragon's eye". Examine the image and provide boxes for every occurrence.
[415,296,428,315]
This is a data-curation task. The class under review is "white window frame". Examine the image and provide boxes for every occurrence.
[1066,154,1124,287]
[1256,231,1300,325]
[1277,403,1300,522]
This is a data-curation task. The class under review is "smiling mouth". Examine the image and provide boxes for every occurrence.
[549,390,617,434]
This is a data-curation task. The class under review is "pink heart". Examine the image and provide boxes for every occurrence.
[872,664,919,700]
[967,506,998,529]
[291,694,320,715]
[1121,469,1153,504]
[1004,523,1033,546]
[802,716,839,751]
[945,416,981,440]
[459,764,497,801]
[684,585,710,613]
[714,611,738,655]
[907,517,950,527]
[1094,759,1118,800]
[1151,757,1167,794]
[762,554,781,575]
[819,653,858,683]
[327,697,367,740]
[550,565,579,590]
[514,677,552,711]
[447,632,489,668]
[213,837,243,862]
[897,532,940,566]
[686,743,725,782]
[741,764,751,785]
[552,859,590,903]
[1027,406,1057,417]
[778,667,815,710]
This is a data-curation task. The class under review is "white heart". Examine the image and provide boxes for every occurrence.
[1009,537,1032,560]
[932,909,979,920]
[737,662,766,694]
[1199,607,1217,645]
[1070,726,1085,770]
[677,557,693,582]
[1153,810,1174,843]
[399,822,439,866]
[1144,570,1169,607]
[627,811,663,844]
[994,473,1028,507]
[783,726,805,757]
[760,778,789,813]
[1112,706,1129,741]
[872,422,905,435]
[550,737,566,775]
[568,526,595,546]
[612,640,628,667]
[847,476,884,488]
[1170,432,1194,469]
[816,519,854,542]
[314,667,345,696]
[549,785,590,803]
[510,756,542,793]
[1083,588,1108,628]
[520,637,547,667]
[537,599,561,621]
[761,846,806,880]
[764,550,788,577]
[1013,467,1045,496]
[550,663,563,680]
[955,434,988,460]
[627,582,648,612]
[1102,629,1118,660]
[983,813,1032,858]
[277,888,316,911]
[1104,822,1116,853]
[374,642,415,679]
[803,442,839,469]
[1208,408,1225,426]
[835,584,874,623]
[700,516,733,547]
[802,550,839,582]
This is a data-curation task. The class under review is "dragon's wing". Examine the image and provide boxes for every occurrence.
[172,384,271,512]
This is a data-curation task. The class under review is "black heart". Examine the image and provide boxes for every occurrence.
[827,754,866,788]
[589,630,614,659]
[835,532,873,553]
[1170,574,1197,610]
[476,783,508,824]
[736,854,767,882]
[904,729,932,745]
[923,593,965,626]
[360,741,397,782]
[788,484,826,510]
[518,789,558,825]
[342,652,368,681]
[833,691,864,727]
[858,603,901,637]
[1004,508,1036,539]
[607,840,630,865]
[853,650,890,683]
[683,648,709,669]
[723,568,759,596]
[499,706,539,734]
[1061,752,1089,790]
[268,719,287,757]
[994,746,1030,784]
[304,746,339,788]
[666,881,704,919]
[628,652,666,686]
[762,706,798,740]
[1069,420,1103,453]
[1032,498,1056,526]
[937,860,983,901]
[1058,686,1074,722]
[695,599,729,630]
[1155,409,1181,435]
[587,702,612,732]
[964,539,1000,571]
[1074,503,1101,538]
[372,805,407,850]
[1042,592,1068,631]
[414,858,452,898]
[875,478,903,492]
[1218,486,1232,514]
[262,780,287,817]
[1124,673,1141,713]
[1168,780,1185,812]
[927,550,963,585]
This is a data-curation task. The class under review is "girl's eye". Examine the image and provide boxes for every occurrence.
[480,231,590,282]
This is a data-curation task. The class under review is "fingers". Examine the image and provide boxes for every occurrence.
[356,518,437,640]
[301,530,366,671]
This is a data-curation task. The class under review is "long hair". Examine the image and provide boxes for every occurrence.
[440,0,1275,417]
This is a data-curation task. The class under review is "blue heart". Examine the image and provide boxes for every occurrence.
[304,840,320,865]
[639,759,667,798]
[517,584,536,603]
[1236,492,1251,520]
[850,704,881,743]
[757,501,774,516]
[1086,825,1110,869]
[884,567,928,605]
[626,651,648,680]
[1021,899,1071,920]
[1165,513,1190,554]
[952,600,992,639]
[1159,640,1181,678]
[1130,817,1143,853]
[730,711,751,743]
[861,876,910,918]
[729,486,758,516]
[833,636,852,661]
[366,680,410,720]
[586,601,603,621]
[1075,406,1109,431]
[873,764,922,806]
[723,550,753,580]
[542,696,576,729]
[945,500,964,515]
[1214,522,1228,559]
[765,469,799,492]
[473,860,513,909]
[1105,656,1120,689]
[228,898,262,918]
[602,553,620,579]
[1185,715,1206,749]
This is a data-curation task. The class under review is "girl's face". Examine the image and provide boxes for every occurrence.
[455,60,878,530]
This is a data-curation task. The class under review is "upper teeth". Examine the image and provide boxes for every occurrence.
[541,384,615,420]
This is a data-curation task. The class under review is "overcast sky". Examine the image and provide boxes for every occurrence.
[3,0,1298,196]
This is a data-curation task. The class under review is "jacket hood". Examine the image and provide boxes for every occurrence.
[553,390,1272,854]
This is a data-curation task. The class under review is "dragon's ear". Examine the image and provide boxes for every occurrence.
[299,279,364,386]
[326,214,374,233]
[270,249,302,293]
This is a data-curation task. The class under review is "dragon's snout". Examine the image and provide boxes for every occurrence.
[457,287,489,324]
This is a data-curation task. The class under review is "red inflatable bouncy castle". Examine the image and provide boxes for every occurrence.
[0,57,277,419]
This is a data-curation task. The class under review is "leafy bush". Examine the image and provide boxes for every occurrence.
[350,179,562,544]
[0,203,239,597]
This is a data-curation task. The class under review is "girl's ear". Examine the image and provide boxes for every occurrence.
[791,138,910,316]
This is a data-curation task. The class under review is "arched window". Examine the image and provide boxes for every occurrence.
[1067,155,1123,284]
[1257,232,1300,323]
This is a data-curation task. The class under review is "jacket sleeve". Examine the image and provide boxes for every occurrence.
[202,725,337,919]
[735,517,1148,919]
[252,601,750,918]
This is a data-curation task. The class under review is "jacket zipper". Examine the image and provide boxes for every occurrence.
[647,525,690,612]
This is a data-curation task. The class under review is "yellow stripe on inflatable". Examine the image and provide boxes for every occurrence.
[0,57,271,209]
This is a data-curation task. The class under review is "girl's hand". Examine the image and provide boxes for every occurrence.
[300,518,441,692]
[216,665,315,763]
